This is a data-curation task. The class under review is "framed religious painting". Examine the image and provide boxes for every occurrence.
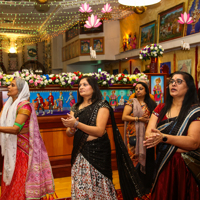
[158,3,184,43]
[177,59,192,74]
[139,20,156,48]
[93,37,104,54]
[160,62,171,76]
[100,89,132,112]
[80,39,91,55]
[186,0,200,36]
[30,90,78,117]
[146,73,167,105]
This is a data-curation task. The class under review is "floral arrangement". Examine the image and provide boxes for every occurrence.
[139,44,164,61]
[0,71,148,88]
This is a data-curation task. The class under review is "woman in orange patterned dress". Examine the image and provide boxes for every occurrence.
[122,82,157,194]
[0,78,55,200]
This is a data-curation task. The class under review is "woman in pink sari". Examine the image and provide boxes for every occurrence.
[0,78,55,200]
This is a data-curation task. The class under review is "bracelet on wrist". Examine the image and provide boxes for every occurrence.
[74,120,79,128]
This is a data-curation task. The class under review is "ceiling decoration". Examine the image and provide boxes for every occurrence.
[84,14,102,28]
[0,0,153,47]
[79,2,93,13]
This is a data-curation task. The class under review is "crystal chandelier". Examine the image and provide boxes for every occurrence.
[118,0,161,7]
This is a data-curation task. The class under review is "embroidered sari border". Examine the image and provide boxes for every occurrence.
[152,106,200,190]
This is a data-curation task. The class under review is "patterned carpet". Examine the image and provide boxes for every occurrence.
[56,189,123,200]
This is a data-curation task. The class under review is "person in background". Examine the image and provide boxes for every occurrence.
[0,78,55,200]
[129,77,155,101]
[62,76,146,200]
[122,82,157,195]
[144,71,200,200]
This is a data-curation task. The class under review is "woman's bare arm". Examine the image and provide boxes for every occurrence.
[144,120,200,151]
[62,107,109,137]
[122,105,136,121]
[145,114,158,138]
[164,120,200,150]
[0,113,29,135]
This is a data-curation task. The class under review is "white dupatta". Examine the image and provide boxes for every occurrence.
[0,81,30,185]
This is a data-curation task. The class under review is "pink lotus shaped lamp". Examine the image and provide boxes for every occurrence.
[84,14,102,28]
[79,2,92,13]
[101,3,112,13]
[178,12,193,24]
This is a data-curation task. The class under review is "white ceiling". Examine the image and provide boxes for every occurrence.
[0,0,135,40]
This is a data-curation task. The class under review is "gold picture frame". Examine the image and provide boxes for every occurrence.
[157,3,185,43]
[92,37,104,54]
[139,20,156,48]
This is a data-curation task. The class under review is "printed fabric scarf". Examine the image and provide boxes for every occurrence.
[25,103,55,199]
[152,105,200,191]
[131,98,146,174]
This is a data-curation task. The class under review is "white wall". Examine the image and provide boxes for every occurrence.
[62,20,121,72]
[66,64,98,73]
[51,35,63,73]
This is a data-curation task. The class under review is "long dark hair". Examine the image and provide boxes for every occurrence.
[158,71,198,123]
[135,82,157,113]
[76,76,102,108]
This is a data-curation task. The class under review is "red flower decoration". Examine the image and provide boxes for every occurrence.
[79,74,83,79]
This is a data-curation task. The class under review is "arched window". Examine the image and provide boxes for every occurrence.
[20,60,46,75]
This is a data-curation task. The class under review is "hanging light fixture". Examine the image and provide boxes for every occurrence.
[118,0,161,7]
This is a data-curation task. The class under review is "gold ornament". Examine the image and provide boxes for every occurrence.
[133,6,147,14]
[36,0,48,4]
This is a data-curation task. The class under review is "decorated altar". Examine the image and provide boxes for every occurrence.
[0,71,167,180]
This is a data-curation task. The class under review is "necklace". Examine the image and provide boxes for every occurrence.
[139,102,145,106]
